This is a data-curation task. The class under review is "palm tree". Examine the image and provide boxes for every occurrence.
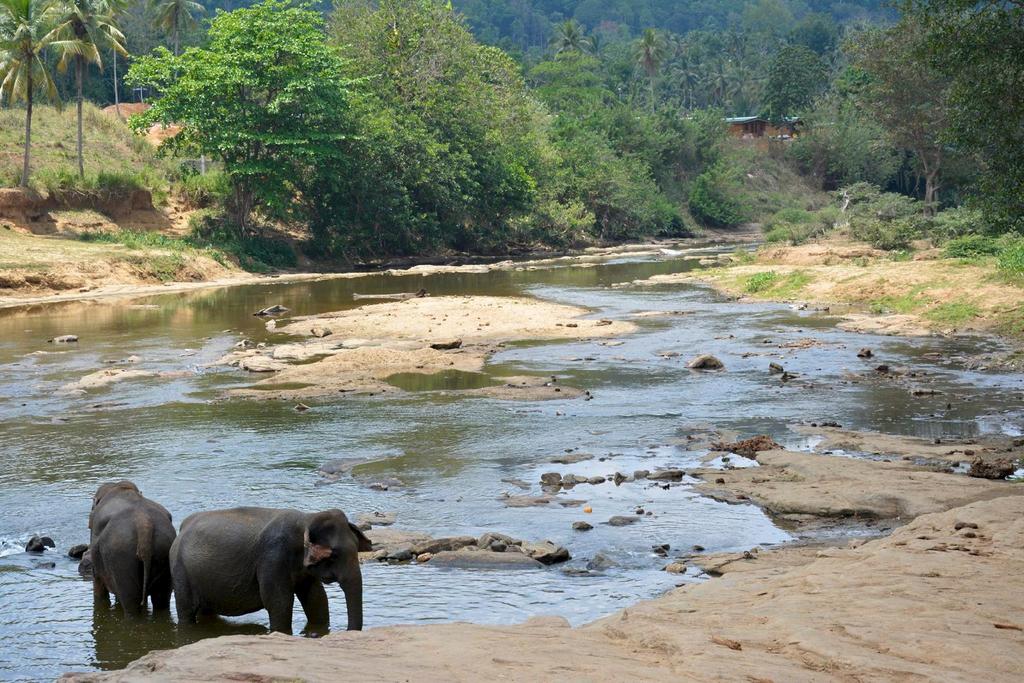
[0,0,61,187]
[633,28,666,112]
[151,0,203,57]
[47,0,126,177]
[548,19,590,56]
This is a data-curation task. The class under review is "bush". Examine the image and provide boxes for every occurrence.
[929,206,986,243]
[177,171,231,209]
[689,162,750,227]
[998,239,1024,279]
[850,216,922,250]
[943,234,1002,259]
[745,271,780,293]
[187,215,297,272]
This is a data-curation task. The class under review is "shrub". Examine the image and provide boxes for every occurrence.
[187,216,297,272]
[850,216,922,251]
[943,234,1001,259]
[177,171,231,209]
[745,271,780,293]
[689,162,750,227]
[998,239,1024,279]
[929,206,986,243]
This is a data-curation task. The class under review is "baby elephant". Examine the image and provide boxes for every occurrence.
[171,507,372,633]
[89,481,176,614]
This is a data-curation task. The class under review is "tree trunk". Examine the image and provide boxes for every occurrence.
[21,81,33,188]
[924,171,940,217]
[113,50,121,118]
[230,183,254,235]
[174,27,180,57]
[77,58,85,178]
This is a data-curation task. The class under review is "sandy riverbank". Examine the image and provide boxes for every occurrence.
[63,489,1024,682]
[630,237,1024,341]
[221,295,634,400]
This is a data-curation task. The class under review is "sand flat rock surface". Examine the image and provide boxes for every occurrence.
[63,496,1024,682]
[694,449,1022,521]
[278,295,635,344]
[794,424,1021,466]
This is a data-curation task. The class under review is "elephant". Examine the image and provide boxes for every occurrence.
[170,507,372,634]
[88,481,176,615]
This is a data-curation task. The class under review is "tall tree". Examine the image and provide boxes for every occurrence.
[548,19,590,55]
[905,0,1024,230]
[852,21,951,214]
[633,28,665,111]
[0,0,61,187]
[48,0,127,177]
[764,44,827,120]
[151,0,201,56]
[127,0,354,231]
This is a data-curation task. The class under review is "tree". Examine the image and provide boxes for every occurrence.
[633,28,666,112]
[905,0,1024,230]
[548,19,590,55]
[127,0,355,230]
[151,0,202,56]
[0,0,61,186]
[852,21,951,214]
[48,0,127,177]
[764,44,827,120]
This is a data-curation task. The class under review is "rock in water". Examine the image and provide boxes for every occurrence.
[967,458,1016,480]
[607,515,639,526]
[857,347,873,358]
[687,354,724,370]
[648,469,684,481]
[67,544,89,560]
[410,536,477,556]
[25,536,55,553]
[253,304,289,317]
[539,472,562,486]
[711,435,782,457]
[522,541,571,565]
[428,549,543,569]
[572,521,593,531]
[48,335,78,343]
[768,362,784,374]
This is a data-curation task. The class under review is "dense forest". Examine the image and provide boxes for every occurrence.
[2,0,1022,262]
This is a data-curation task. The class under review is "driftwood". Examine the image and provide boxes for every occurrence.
[352,288,429,301]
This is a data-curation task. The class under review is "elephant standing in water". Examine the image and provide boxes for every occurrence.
[89,481,176,614]
[171,507,372,633]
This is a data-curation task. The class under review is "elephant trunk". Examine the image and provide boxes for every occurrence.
[340,562,363,631]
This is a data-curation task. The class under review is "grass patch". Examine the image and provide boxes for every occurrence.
[745,271,780,293]
[924,299,980,326]
[78,229,190,251]
[869,285,929,314]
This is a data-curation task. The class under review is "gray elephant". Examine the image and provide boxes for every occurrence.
[89,481,176,614]
[171,507,372,634]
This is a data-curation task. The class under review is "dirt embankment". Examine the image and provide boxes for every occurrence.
[633,237,1024,339]
[64,492,1024,682]
[221,295,634,400]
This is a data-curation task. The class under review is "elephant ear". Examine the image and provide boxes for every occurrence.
[348,523,373,552]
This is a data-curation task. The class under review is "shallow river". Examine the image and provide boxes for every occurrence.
[1,245,1022,681]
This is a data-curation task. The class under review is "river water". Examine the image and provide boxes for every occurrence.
[1,244,1022,681]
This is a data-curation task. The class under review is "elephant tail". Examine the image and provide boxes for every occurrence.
[135,513,154,608]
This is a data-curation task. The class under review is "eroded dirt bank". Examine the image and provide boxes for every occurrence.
[63,494,1024,682]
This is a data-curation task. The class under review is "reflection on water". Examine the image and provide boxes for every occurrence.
[385,369,498,392]
[1,244,1022,681]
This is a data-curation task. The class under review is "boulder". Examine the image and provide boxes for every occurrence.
[967,458,1016,480]
[768,362,784,374]
[410,536,477,556]
[477,532,520,548]
[586,552,619,570]
[356,511,397,528]
[857,347,873,358]
[539,472,563,486]
[648,469,684,481]
[687,354,724,370]
[633,470,649,480]
[572,521,593,531]
[25,536,55,553]
[429,339,463,350]
[587,476,606,485]
[522,541,571,565]
[310,326,332,338]
[664,562,687,574]
[607,516,639,526]
[428,549,543,569]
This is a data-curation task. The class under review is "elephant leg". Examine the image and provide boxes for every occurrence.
[92,576,110,606]
[296,578,330,634]
[150,571,172,612]
[259,573,295,634]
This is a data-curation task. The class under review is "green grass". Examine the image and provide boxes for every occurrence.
[77,228,191,251]
[924,299,980,325]
[745,271,780,293]
[869,285,928,314]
